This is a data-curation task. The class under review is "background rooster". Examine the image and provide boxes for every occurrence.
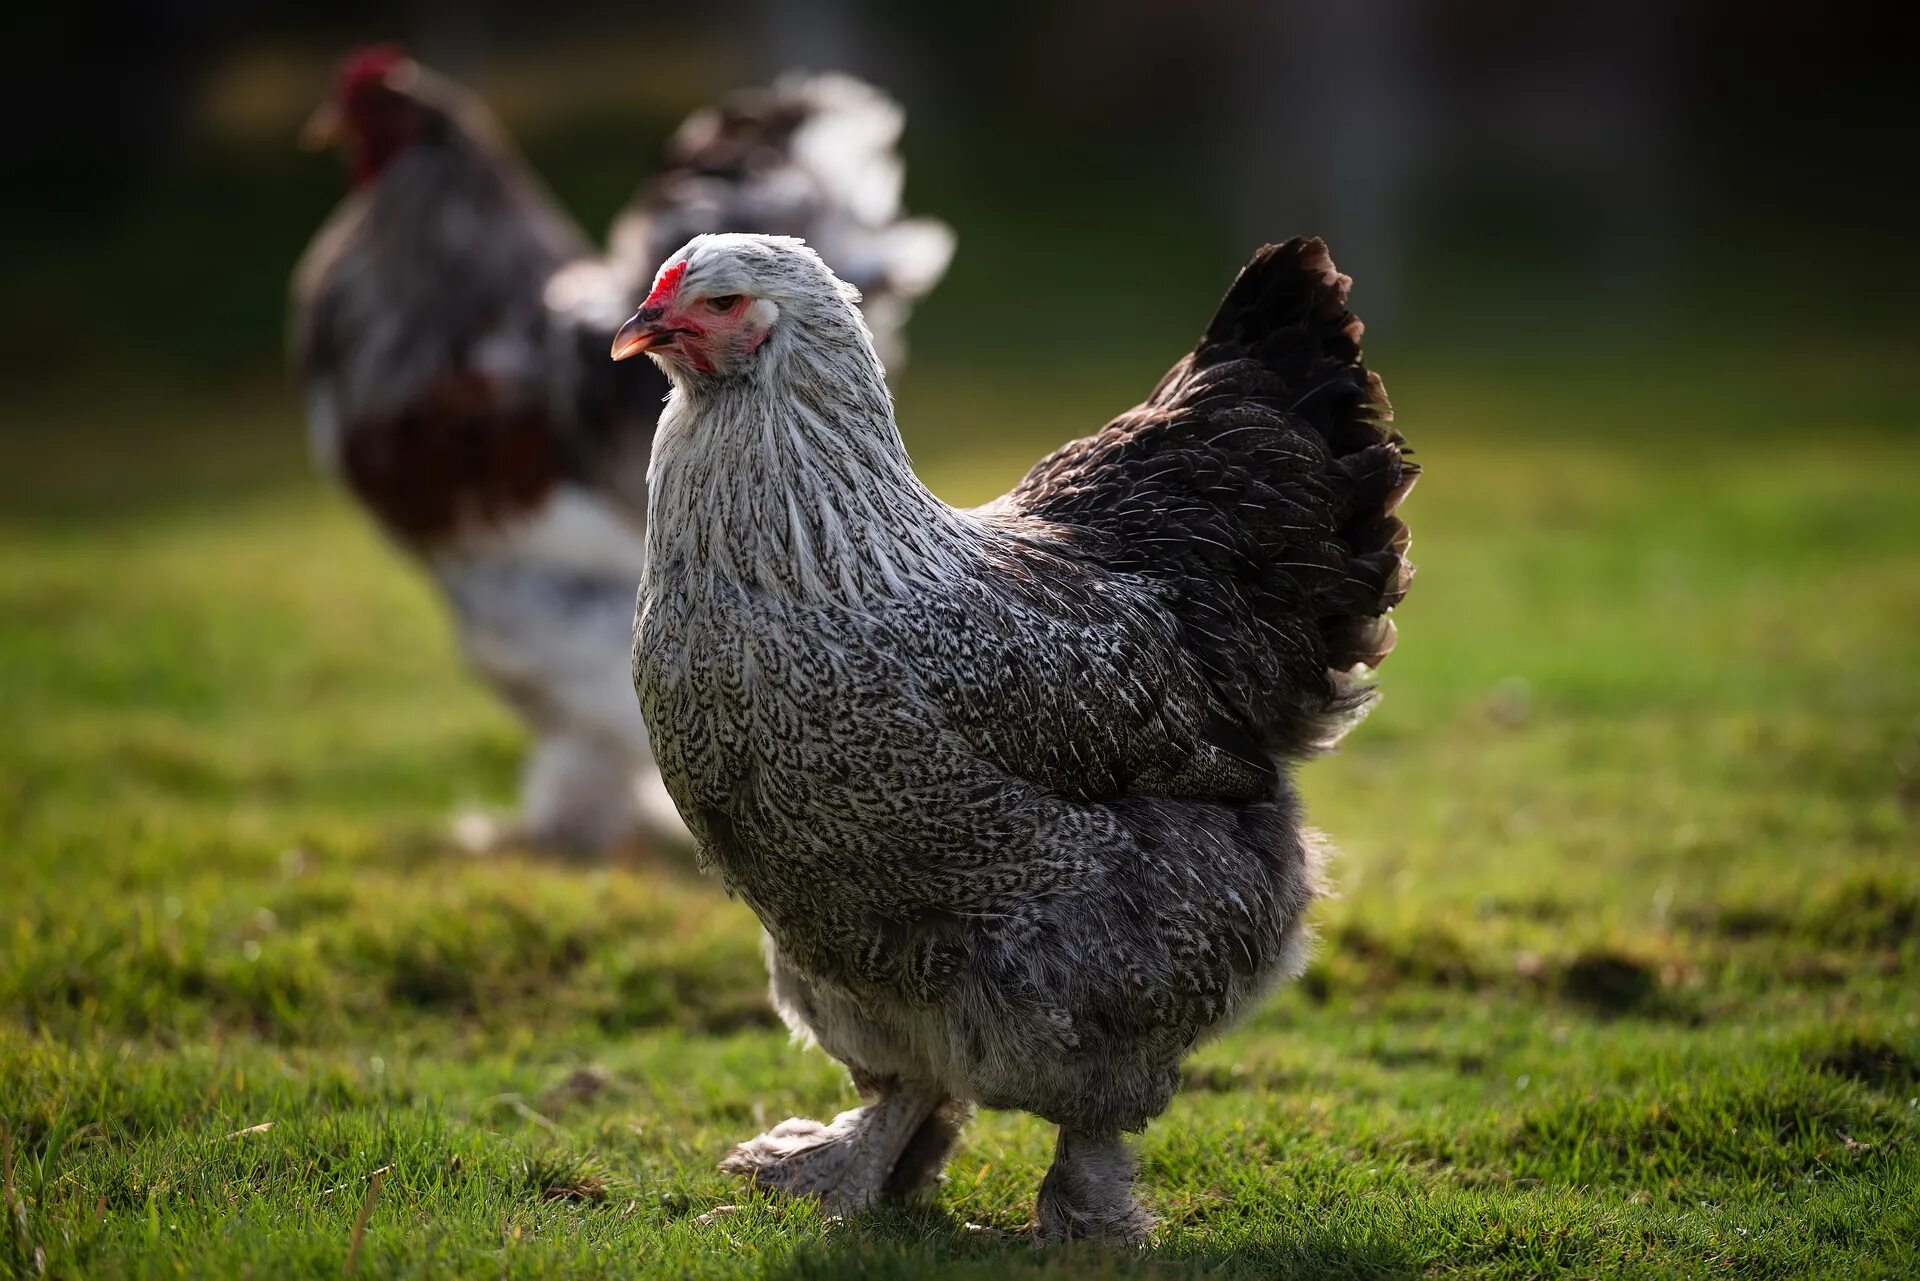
[622,234,1414,1238]
[291,47,953,854]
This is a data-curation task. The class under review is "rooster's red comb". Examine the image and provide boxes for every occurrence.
[336,44,410,99]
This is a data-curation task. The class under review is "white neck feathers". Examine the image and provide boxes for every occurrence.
[643,322,977,607]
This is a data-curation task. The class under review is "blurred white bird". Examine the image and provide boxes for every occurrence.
[291,47,954,854]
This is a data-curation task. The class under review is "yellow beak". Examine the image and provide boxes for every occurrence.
[611,312,674,361]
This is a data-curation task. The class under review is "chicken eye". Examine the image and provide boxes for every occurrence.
[705,294,742,312]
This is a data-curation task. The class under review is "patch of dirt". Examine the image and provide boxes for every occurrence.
[520,1151,614,1203]
[538,1065,615,1114]
[1673,904,1790,940]
[1333,923,1488,993]
[1558,950,1658,1015]
[1813,1037,1920,1090]
[1679,872,1920,951]
[1365,1044,1487,1075]
[1806,873,1919,950]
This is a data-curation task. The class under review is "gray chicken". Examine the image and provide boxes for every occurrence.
[618,233,1415,1238]
[291,47,952,853]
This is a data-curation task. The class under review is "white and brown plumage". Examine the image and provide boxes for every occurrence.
[619,234,1416,1238]
[290,48,953,853]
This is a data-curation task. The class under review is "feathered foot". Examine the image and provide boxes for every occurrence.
[449,807,650,863]
[1034,1130,1155,1245]
[450,740,690,861]
[883,1099,975,1199]
[721,1086,951,1212]
[451,807,523,857]
[517,735,653,856]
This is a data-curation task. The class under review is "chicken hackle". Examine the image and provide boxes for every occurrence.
[620,234,1415,1238]
[291,47,953,854]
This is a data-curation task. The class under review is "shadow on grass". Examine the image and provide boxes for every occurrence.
[759,1204,1421,1280]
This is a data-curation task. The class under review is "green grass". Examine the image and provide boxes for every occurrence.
[2,338,1917,1279]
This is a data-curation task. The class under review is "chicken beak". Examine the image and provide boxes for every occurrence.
[611,312,671,361]
[300,101,344,151]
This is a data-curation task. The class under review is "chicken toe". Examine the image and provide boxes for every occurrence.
[720,1085,946,1212]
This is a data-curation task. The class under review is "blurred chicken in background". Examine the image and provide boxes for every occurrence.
[291,46,954,857]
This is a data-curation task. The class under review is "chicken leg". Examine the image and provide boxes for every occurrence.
[1034,1129,1155,1243]
[721,1082,953,1211]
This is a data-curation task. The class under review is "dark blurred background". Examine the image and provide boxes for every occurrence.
[6,0,1916,423]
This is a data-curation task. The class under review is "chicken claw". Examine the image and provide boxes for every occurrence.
[721,1086,947,1212]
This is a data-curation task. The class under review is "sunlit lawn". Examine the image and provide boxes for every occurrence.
[3,335,1917,1278]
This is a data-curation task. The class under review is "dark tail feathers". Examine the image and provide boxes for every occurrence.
[1204,238,1417,676]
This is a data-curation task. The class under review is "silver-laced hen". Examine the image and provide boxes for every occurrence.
[620,234,1415,1239]
[291,47,952,854]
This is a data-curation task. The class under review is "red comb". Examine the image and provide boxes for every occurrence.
[643,261,688,310]
[337,44,409,99]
